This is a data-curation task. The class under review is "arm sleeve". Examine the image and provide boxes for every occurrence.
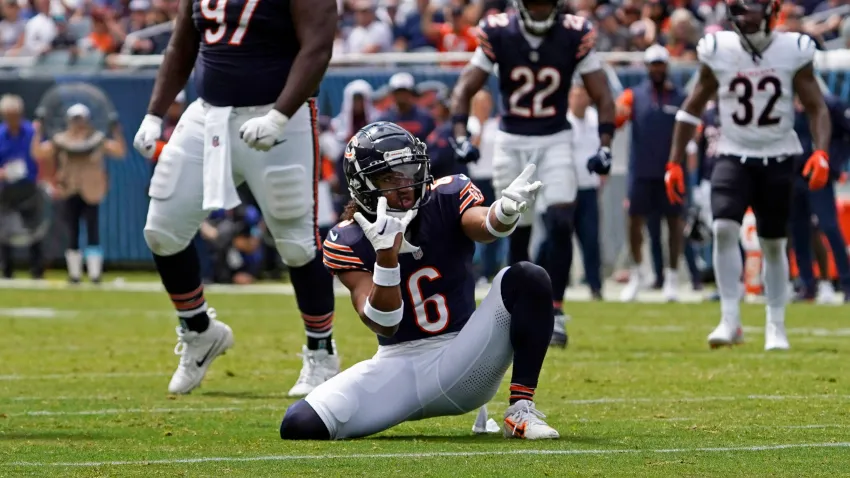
[322,223,375,275]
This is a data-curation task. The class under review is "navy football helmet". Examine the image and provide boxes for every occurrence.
[513,0,564,36]
[343,121,434,215]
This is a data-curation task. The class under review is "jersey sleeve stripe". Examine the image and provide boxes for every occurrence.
[323,240,354,253]
[323,249,365,265]
[576,28,597,59]
[323,257,370,273]
[459,182,485,213]
[475,28,496,61]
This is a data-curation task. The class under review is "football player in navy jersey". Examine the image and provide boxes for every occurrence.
[131,0,339,396]
[450,0,616,348]
[279,121,561,440]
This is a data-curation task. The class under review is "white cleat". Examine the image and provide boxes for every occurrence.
[168,309,234,395]
[765,321,790,351]
[503,399,560,440]
[287,342,340,397]
[662,279,679,303]
[707,321,744,349]
[816,281,837,304]
[619,270,645,302]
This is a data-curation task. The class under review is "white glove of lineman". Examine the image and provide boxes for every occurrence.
[498,163,544,216]
[239,109,289,152]
[133,114,162,159]
[353,197,420,254]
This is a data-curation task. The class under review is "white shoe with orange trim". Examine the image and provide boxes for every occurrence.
[502,399,560,440]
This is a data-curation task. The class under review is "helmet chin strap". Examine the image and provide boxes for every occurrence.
[735,17,773,63]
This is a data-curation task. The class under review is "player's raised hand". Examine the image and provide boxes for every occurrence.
[586,147,612,175]
[803,150,830,191]
[133,114,163,159]
[353,197,420,254]
[499,163,543,215]
[238,109,289,152]
[664,162,685,205]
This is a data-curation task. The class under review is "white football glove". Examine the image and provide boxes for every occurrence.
[133,114,162,159]
[498,163,544,216]
[238,109,289,152]
[353,197,420,254]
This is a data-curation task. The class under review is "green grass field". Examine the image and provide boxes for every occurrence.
[0,283,848,477]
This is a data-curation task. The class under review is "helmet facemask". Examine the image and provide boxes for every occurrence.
[727,0,777,56]
[513,0,563,36]
[346,142,433,218]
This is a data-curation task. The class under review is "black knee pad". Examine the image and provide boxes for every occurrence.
[543,205,575,236]
[279,399,331,440]
[501,261,553,310]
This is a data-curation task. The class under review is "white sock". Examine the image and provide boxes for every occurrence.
[86,254,103,280]
[712,219,743,326]
[664,268,678,285]
[759,237,789,325]
[65,250,82,280]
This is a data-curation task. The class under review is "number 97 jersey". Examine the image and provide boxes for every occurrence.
[701,31,816,158]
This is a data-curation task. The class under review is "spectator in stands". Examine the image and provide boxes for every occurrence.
[0,0,26,55]
[661,8,698,60]
[809,0,845,41]
[0,94,43,279]
[567,82,604,300]
[421,4,477,53]
[31,103,126,284]
[595,4,630,52]
[81,7,121,54]
[345,0,393,54]
[51,14,79,53]
[18,0,56,56]
[642,0,670,44]
[393,0,433,51]
[126,7,170,54]
[377,72,434,141]
[777,4,828,47]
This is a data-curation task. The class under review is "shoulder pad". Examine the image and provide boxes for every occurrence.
[326,219,364,246]
[793,32,817,65]
[431,174,486,215]
[478,12,510,33]
[696,33,719,64]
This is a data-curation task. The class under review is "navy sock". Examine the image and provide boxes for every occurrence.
[501,262,554,404]
[508,226,532,265]
[289,253,335,353]
[153,244,209,333]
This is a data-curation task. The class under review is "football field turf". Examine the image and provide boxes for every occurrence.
[0,281,848,477]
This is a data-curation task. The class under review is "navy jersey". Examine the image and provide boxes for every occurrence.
[323,174,486,346]
[477,12,596,136]
[193,0,300,107]
[698,106,720,181]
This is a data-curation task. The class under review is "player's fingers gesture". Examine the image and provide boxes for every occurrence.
[500,163,543,215]
[353,197,419,254]
[803,150,830,191]
[664,162,685,205]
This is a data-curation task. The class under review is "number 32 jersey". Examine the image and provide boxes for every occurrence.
[322,175,485,346]
[700,31,816,157]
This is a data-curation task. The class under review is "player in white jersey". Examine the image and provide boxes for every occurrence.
[664,0,832,351]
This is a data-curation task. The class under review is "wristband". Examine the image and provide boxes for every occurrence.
[685,140,698,155]
[372,263,400,287]
[486,202,519,238]
[675,110,702,126]
[364,299,404,327]
[494,200,520,225]
[598,122,615,138]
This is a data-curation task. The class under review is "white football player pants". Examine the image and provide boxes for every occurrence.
[145,99,321,267]
[491,129,577,227]
[305,268,514,439]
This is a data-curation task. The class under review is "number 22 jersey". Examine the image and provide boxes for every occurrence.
[322,175,486,346]
[700,31,816,158]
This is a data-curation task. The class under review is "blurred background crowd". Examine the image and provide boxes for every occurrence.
[2,0,850,61]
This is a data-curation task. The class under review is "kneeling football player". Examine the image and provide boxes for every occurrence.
[279,121,560,440]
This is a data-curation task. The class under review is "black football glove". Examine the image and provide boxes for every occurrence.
[448,135,480,164]
[586,146,612,175]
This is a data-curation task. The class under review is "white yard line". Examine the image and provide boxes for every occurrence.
[5,393,849,416]
[0,372,167,381]
[6,442,850,467]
